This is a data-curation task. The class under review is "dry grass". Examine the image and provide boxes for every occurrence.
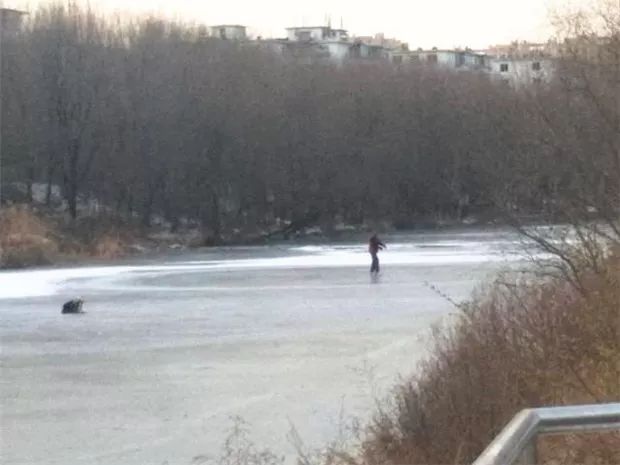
[537,431,620,465]
[0,205,58,268]
[0,205,139,267]
[343,253,620,465]
[90,234,127,259]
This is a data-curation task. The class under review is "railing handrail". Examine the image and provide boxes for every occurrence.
[472,403,620,465]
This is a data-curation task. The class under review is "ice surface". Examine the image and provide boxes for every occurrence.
[1,230,527,465]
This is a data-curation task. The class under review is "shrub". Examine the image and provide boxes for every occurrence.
[0,206,58,268]
[354,253,619,465]
[91,234,126,259]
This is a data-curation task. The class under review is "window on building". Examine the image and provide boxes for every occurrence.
[532,61,541,71]
[296,31,311,41]
[393,55,403,65]
[500,63,509,72]
[427,54,438,64]
[219,28,226,40]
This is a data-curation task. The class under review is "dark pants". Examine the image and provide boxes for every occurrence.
[370,252,379,273]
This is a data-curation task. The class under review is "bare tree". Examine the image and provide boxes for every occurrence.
[2,1,617,248]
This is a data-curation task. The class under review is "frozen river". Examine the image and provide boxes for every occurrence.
[1,230,526,465]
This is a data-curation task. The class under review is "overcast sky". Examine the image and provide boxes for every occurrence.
[8,0,580,49]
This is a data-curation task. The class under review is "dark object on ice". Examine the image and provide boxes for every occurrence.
[62,298,84,314]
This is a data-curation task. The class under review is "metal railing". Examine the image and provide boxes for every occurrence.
[473,403,620,465]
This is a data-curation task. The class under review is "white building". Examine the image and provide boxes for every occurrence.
[488,57,554,86]
[275,26,386,64]
[350,42,385,60]
[285,26,348,43]
[209,25,247,41]
[0,8,27,37]
[484,40,557,86]
[285,26,350,64]
[389,48,488,71]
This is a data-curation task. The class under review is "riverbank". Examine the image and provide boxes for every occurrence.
[0,204,509,270]
[0,205,159,269]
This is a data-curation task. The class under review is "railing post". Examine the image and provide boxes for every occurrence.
[516,440,537,465]
[473,403,620,465]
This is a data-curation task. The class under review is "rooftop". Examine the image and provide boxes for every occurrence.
[286,26,346,32]
[412,48,485,55]
[209,24,247,29]
[0,8,28,15]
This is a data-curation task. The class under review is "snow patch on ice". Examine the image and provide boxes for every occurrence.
[0,240,523,300]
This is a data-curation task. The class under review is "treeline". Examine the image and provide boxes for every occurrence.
[1,3,618,241]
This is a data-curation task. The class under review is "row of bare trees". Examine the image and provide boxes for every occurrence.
[1,2,618,242]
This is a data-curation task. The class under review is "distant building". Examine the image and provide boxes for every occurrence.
[285,26,348,43]
[0,8,27,37]
[356,33,407,51]
[209,25,247,41]
[389,47,488,71]
[487,57,554,86]
[417,49,487,69]
[485,41,557,86]
[258,25,387,65]
[349,41,386,60]
[486,41,557,59]
[559,35,614,63]
[284,26,351,64]
[386,40,558,87]
[323,41,351,62]
[253,37,329,65]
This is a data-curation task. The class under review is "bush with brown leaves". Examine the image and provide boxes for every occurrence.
[354,254,619,465]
